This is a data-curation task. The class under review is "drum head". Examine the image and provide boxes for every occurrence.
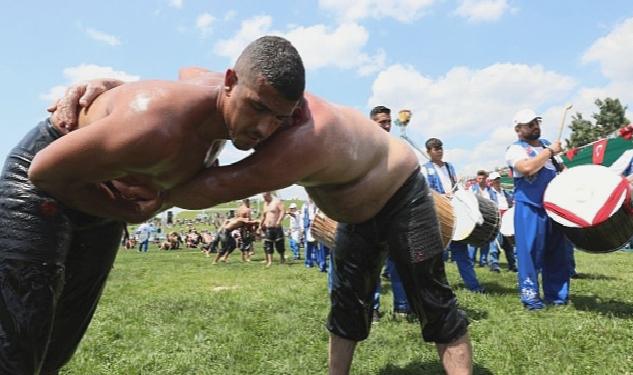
[500,207,515,237]
[451,190,483,241]
[544,165,628,228]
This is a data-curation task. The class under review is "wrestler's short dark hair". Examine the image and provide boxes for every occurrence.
[425,138,443,151]
[477,170,489,177]
[370,105,391,119]
[235,36,305,101]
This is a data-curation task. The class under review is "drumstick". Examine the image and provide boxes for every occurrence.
[557,104,573,142]
[400,135,431,161]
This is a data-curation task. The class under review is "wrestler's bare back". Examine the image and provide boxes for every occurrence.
[289,94,419,222]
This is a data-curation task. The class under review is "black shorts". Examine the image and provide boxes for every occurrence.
[239,228,254,252]
[218,229,237,255]
[263,227,285,255]
[327,168,469,344]
[0,119,124,374]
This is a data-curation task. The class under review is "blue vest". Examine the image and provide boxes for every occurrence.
[423,161,456,194]
[470,183,495,201]
[623,158,633,177]
[509,139,557,207]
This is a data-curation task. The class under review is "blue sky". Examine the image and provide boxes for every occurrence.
[2,1,633,200]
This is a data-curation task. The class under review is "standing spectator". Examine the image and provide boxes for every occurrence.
[287,203,303,260]
[260,191,286,267]
[488,172,517,272]
[505,109,572,310]
[422,138,484,293]
[136,222,152,253]
[301,198,318,268]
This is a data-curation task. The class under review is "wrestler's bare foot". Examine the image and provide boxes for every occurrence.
[265,262,272,268]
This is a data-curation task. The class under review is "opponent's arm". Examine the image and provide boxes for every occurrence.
[29,113,166,223]
[165,125,324,210]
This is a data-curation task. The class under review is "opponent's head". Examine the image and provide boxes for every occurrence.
[425,138,444,163]
[513,109,542,141]
[370,105,392,132]
[223,36,305,150]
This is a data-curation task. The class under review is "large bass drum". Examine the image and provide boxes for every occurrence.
[544,165,633,253]
[451,189,500,247]
[310,191,454,251]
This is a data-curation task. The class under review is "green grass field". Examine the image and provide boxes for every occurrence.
[62,245,633,374]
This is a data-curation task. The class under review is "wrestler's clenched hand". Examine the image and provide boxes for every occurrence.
[48,78,124,133]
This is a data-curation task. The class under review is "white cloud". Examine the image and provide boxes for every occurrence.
[369,63,576,140]
[41,64,140,102]
[168,0,183,9]
[224,10,237,21]
[318,0,435,23]
[454,0,510,23]
[213,15,384,74]
[582,17,633,82]
[85,28,121,46]
[196,13,215,36]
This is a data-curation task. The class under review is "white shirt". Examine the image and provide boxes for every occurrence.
[505,144,562,178]
[493,187,509,210]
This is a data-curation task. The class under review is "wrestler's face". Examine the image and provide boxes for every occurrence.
[224,70,299,150]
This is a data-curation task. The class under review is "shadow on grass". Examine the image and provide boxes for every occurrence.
[572,295,633,318]
[571,272,619,281]
[378,360,492,375]
[478,281,517,296]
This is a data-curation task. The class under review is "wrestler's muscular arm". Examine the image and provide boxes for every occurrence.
[28,111,169,223]
[166,123,326,210]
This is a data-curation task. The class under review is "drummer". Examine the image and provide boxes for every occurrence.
[422,138,485,293]
[505,109,573,310]
[488,172,517,272]
[468,170,497,270]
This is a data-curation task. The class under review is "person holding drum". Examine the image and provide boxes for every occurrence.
[505,109,573,310]
[422,138,485,293]
[488,172,517,272]
[468,170,497,270]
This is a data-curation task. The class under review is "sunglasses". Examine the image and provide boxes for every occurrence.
[518,119,542,129]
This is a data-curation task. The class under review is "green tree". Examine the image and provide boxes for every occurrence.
[593,98,629,137]
[566,112,595,148]
[566,97,630,148]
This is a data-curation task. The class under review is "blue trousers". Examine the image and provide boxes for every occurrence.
[514,201,571,307]
[138,239,149,252]
[304,237,317,267]
[372,257,410,312]
[289,238,300,259]
[316,243,330,272]
[451,242,482,291]
[468,243,490,267]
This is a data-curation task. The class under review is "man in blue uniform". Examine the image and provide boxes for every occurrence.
[422,138,484,293]
[505,109,572,310]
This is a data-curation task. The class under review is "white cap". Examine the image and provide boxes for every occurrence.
[488,171,501,180]
[512,109,541,125]
[289,203,297,209]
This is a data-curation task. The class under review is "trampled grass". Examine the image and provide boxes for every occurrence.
[62,246,633,374]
